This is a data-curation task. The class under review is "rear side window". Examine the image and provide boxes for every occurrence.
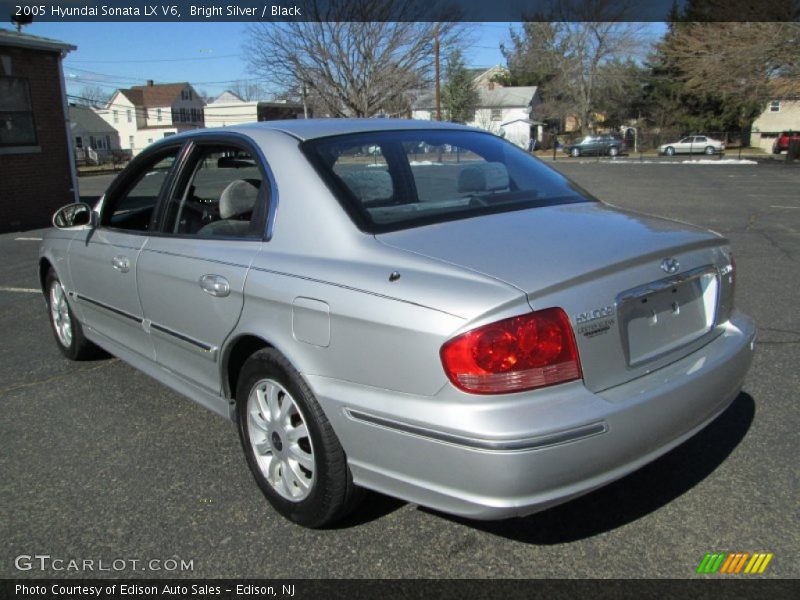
[161,146,266,239]
[303,130,593,233]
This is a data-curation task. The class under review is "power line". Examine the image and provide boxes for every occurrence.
[67,53,241,64]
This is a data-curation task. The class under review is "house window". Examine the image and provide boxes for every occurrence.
[156,108,162,122]
[490,108,502,121]
[105,135,111,148]
[129,135,134,149]
[0,76,37,147]
[113,110,118,123]
[179,108,187,122]
[75,136,83,149]
[770,101,781,112]
[89,135,96,148]
[126,109,132,123]
[181,89,193,101]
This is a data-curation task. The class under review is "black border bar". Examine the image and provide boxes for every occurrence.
[2,579,799,600]
[2,0,799,23]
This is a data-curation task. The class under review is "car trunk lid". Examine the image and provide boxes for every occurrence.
[376,203,733,392]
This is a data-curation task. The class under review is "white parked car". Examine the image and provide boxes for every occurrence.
[659,136,725,156]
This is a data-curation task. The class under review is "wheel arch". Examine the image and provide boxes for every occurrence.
[39,257,54,294]
[222,333,273,402]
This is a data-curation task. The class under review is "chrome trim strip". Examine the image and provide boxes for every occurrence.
[346,410,607,452]
[75,293,217,359]
[75,294,142,324]
[150,322,218,359]
[616,265,719,305]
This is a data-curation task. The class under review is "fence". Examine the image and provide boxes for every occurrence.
[74,148,132,169]
[541,129,762,160]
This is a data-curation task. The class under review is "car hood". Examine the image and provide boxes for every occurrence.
[375,202,722,299]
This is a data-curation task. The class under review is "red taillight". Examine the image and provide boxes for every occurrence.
[440,308,582,394]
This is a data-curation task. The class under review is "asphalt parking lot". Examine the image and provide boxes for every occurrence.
[1,161,798,579]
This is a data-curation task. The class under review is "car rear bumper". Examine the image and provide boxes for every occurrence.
[308,310,756,519]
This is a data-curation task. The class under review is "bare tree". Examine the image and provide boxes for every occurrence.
[245,0,459,117]
[229,80,267,102]
[76,85,111,108]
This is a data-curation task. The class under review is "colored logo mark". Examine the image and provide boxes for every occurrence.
[697,552,774,574]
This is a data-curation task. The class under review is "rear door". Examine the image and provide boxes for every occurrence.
[68,144,182,360]
[136,136,269,395]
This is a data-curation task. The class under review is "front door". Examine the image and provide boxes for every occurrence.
[137,140,269,396]
[68,145,182,360]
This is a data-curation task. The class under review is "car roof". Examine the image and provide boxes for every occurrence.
[189,118,481,142]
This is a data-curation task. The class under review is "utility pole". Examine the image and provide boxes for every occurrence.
[301,82,308,119]
[434,24,441,121]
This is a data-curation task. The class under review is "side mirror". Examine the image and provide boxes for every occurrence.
[52,203,95,230]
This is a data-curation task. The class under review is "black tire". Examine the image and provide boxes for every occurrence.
[608,146,619,157]
[236,348,362,528]
[705,146,715,155]
[571,147,581,157]
[45,269,101,361]
[665,146,675,156]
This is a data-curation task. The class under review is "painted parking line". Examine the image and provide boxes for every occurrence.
[14,237,43,241]
[770,205,800,209]
[0,287,40,293]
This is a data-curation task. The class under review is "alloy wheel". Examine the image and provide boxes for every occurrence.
[50,281,73,348]
[247,378,315,501]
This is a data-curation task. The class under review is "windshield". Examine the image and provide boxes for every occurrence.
[302,130,594,233]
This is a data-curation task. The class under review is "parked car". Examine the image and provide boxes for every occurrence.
[772,131,800,154]
[565,134,626,157]
[659,135,725,156]
[41,120,755,528]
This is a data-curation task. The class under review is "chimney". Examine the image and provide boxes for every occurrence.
[147,80,154,87]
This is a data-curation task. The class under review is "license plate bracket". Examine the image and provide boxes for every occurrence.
[617,267,719,367]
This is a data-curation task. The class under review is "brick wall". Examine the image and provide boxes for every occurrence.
[0,45,75,233]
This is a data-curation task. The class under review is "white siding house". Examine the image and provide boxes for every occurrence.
[751,99,800,152]
[204,90,306,127]
[98,81,204,155]
[412,85,541,148]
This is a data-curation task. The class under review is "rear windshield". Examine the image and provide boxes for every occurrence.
[302,129,594,233]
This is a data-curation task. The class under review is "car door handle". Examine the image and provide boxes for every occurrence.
[199,274,230,297]
[111,256,130,273]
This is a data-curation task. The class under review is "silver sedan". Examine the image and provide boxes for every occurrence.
[40,119,755,527]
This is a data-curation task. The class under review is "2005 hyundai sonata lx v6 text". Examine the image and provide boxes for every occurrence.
[40,119,756,527]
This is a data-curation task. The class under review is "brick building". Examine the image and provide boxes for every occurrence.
[0,29,77,232]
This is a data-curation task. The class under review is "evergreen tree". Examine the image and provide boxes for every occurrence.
[441,50,478,124]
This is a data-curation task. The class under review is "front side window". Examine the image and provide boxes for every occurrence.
[0,77,37,147]
[102,147,180,231]
[161,145,265,238]
[303,130,593,233]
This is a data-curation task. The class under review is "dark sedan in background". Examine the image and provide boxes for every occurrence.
[566,134,626,157]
